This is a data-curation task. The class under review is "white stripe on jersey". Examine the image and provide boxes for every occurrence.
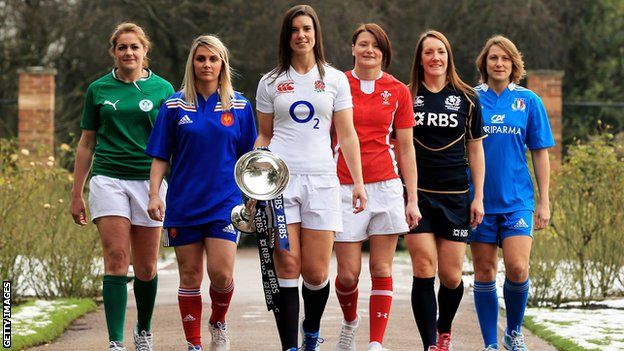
[387,99,399,176]
[166,98,197,112]
[214,100,248,112]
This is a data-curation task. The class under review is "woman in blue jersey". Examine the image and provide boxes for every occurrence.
[470,35,554,351]
[255,5,366,351]
[146,35,257,351]
[70,22,173,351]
[407,30,486,351]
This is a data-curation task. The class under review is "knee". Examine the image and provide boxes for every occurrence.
[474,261,497,282]
[133,263,157,281]
[369,262,392,278]
[439,273,463,289]
[302,270,328,286]
[178,265,203,288]
[275,254,301,278]
[209,270,233,289]
[336,273,359,288]
[104,249,129,274]
[505,262,529,282]
[411,255,436,277]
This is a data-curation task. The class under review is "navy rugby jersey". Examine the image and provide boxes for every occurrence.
[412,85,486,192]
[146,91,257,227]
[475,83,554,213]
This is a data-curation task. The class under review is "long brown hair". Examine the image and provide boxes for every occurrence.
[269,4,327,80]
[352,23,392,71]
[408,30,475,97]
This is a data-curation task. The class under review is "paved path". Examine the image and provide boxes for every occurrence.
[28,248,556,351]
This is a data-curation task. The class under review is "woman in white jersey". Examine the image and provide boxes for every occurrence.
[333,23,421,351]
[255,4,366,351]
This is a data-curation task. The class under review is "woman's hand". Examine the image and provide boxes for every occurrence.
[405,199,422,229]
[147,195,165,221]
[70,195,88,225]
[470,197,484,229]
[352,183,367,213]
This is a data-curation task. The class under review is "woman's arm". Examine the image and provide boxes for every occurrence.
[467,139,485,228]
[395,128,421,229]
[254,112,274,148]
[333,108,367,213]
[531,148,551,230]
[147,158,169,221]
[70,130,96,225]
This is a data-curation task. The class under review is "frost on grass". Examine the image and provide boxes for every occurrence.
[13,300,78,336]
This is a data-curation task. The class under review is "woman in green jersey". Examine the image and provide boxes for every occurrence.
[70,22,174,351]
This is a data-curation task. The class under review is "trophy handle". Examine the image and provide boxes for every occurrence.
[231,198,257,233]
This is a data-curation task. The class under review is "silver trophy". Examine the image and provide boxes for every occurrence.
[231,150,290,233]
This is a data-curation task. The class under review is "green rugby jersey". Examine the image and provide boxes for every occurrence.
[81,69,175,180]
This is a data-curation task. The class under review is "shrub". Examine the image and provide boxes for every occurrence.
[0,139,102,299]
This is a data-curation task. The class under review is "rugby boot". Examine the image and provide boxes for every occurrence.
[335,314,359,351]
[436,331,453,351]
[209,322,230,351]
[503,330,527,351]
[186,341,203,351]
[300,321,325,351]
[107,341,126,351]
[133,326,153,351]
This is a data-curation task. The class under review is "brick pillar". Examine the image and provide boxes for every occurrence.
[18,66,57,156]
[526,70,564,171]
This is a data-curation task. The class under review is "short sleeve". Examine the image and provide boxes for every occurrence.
[394,83,416,129]
[80,84,98,131]
[333,71,353,112]
[145,103,176,161]
[467,94,486,140]
[255,75,274,114]
[526,93,555,150]
[237,99,258,158]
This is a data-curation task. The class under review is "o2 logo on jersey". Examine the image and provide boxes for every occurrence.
[289,101,320,129]
[277,81,295,94]
[221,112,234,127]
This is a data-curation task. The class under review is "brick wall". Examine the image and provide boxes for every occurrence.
[526,70,564,171]
[18,67,57,156]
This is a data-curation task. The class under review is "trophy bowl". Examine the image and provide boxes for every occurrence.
[231,150,290,233]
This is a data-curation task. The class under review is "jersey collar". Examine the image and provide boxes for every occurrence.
[111,68,153,82]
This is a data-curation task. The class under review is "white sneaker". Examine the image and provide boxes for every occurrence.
[108,341,126,351]
[186,341,203,351]
[209,322,230,351]
[133,327,153,351]
[335,315,360,351]
[368,341,383,351]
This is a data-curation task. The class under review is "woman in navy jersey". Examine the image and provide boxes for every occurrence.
[333,23,421,351]
[146,35,257,351]
[406,30,486,351]
[471,35,554,351]
[255,5,366,351]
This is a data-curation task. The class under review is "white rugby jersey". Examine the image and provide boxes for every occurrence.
[256,64,352,175]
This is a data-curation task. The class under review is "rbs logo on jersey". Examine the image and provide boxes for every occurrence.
[415,111,458,128]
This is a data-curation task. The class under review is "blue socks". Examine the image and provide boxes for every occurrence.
[503,278,530,334]
[474,281,499,348]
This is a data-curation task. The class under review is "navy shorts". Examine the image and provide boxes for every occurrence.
[408,191,470,242]
[470,210,533,247]
[163,220,240,247]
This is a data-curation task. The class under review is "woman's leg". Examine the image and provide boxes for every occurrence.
[300,228,334,335]
[130,225,161,333]
[175,242,205,348]
[368,234,399,346]
[97,216,132,343]
[502,236,532,335]
[334,242,363,323]
[273,223,302,350]
[436,238,467,336]
[470,242,500,348]
[405,233,437,350]
[204,237,237,325]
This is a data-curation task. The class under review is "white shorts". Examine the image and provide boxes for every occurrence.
[283,174,342,232]
[88,175,167,227]
[335,178,409,242]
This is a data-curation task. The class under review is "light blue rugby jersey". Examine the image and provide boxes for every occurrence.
[146,91,257,227]
[475,83,555,214]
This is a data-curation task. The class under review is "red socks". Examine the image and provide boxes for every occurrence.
[370,276,393,344]
[335,277,359,323]
[209,282,234,325]
[178,287,202,347]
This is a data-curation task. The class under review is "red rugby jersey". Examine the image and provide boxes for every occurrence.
[335,70,415,184]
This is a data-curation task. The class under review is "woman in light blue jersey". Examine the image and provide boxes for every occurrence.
[470,35,555,351]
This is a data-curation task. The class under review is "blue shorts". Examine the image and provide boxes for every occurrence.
[470,210,533,247]
[163,221,240,247]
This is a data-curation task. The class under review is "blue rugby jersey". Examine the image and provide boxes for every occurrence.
[146,91,257,227]
[475,83,555,214]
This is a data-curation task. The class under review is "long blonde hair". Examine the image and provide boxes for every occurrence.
[409,30,475,97]
[181,35,234,110]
